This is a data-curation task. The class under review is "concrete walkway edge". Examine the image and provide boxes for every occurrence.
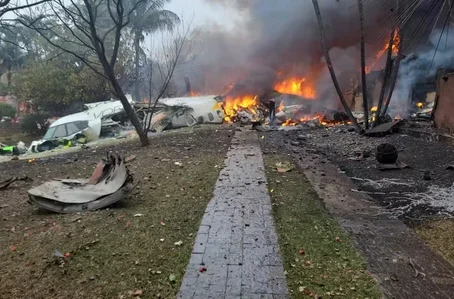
[178,130,289,299]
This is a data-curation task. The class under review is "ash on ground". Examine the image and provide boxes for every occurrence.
[261,124,454,222]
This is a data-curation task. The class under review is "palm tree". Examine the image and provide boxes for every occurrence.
[0,26,27,87]
[126,0,180,102]
[311,0,361,132]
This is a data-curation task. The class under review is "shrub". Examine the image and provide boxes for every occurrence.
[0,103,16,119]
[20,113,50,136]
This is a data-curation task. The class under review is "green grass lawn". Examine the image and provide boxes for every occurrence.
[265,155,382,299]
[0,128,232,299]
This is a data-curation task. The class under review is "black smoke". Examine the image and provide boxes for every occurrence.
[174,0,398,108]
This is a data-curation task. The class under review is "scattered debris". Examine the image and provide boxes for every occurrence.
[125,155,137,163]
[174,240,184,247]
[133,214,144,217]
[133,289,143,297]
[290,141,301,146]
[0,176,32,190]
[297,134,308,141]
[423,171,432,181]
[169,274,176,283]
[351,177,415,188]
[376,144,398,164]
[408,258,426,279]
[275,162,294,173]
[53,249,64,258]
[142,96,224,132]
[378,161,410,171]
[364,120,404,137]
[28,153,134,213]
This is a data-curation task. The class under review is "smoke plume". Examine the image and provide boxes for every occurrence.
[392,28,454,113]
[174,0,394,108]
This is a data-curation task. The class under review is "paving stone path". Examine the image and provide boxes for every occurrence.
[178,130,289,299]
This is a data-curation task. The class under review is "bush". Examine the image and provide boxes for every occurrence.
[20,113,50,136]
[0,103,16,119]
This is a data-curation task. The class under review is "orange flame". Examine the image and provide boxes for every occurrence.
[220,95,259,122]
[278,101,285,112]
[366,29,401,74]
[279,112,348,127]
[274,77,316,99]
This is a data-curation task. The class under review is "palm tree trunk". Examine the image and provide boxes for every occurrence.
[133,31,141,103]
[311,0,361,132]
[382,0,403,116]
[358,0,369,129]
[373,29,395,127]
[382,32,404,116]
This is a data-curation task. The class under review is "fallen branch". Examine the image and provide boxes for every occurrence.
[32,240,100,286]
[408,258,426,279]
[74,239,100,253]
[0,176,32,190]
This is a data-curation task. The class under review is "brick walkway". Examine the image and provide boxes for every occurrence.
[178,130,289,299]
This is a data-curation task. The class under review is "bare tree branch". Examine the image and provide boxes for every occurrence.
[143,20,194,132]
[15,0,151,146]
[0,0,49,19]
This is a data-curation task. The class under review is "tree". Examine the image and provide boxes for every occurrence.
[125,0,179,102]
[19,0,151,146]
[358,0,369,129]
[0,25,28,87]
[13,60,110,115]
[142,21,193,131]
[0,0,49,19]
[373,28,395,127]
[0,102,15,118]
[311,0,361,132]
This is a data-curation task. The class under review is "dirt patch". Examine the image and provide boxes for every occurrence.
[264,155,382,298]
[0,127,233,299]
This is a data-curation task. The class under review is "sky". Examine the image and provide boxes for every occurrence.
[164,0,240,31]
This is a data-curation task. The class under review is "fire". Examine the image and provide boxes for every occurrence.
[220,95,259,122]
[366,29,401,74]
[274,77,316,99]
[371,106,378,112]
[279,113,348,127]
[416,102,424,109]
[278,101,285,112]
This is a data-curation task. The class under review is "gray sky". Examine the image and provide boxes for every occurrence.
[164,0,241,31]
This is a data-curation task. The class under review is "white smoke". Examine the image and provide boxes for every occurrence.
[392,28,454,113]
